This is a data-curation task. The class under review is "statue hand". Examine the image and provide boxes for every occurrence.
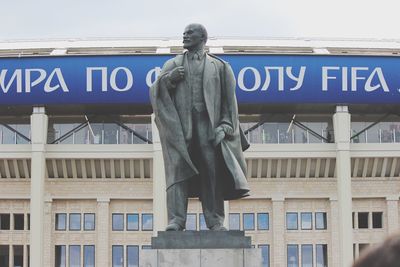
[168,66,185,84]
[220,124,234,136]
[213,124,233,146]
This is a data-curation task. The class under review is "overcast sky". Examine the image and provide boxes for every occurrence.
[1,0,399,41]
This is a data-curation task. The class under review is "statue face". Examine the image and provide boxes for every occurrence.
[183,24,205,51]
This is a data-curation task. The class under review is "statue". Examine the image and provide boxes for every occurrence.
[150,23,250,231]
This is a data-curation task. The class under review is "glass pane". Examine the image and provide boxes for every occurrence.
[142,214,153,231]
[69,214,81,231]
[199,214,207,230]
[0,245,9,267]
[56,214,67,230]
[287,245,299,267]
[55,245,66,267]
[141,245,152,250]
[315,212,327,230]
[229,213,240,230]
[15,125,30,144]
[0,214,10,230]
[69,245,81,267]
[372,212,383,228]
[243,213,255,230]
[301,213,312,230]
[301,245,313,267]
[351,122,367,143]
[258,245,269,267]
[127,246,139,267]
[13,214,24,230]
[358,212,369,229]
[83,246,95,267]
[286,213,298,230]
[104,124,118,144]
[13,245,23,267]
[84,214,95,231]
[185,214,197,231]
[112,246,123,267]
[263,123,278,143]
[127,214,139,231]
[112,214,124,231]
[257,213,269,230]
[316,244,328,267]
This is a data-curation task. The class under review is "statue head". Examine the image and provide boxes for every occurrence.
[183,23,208,51]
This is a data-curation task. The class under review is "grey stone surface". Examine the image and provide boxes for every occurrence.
[140,250,157,267]
[158,249,200,267]
[201,249,244,267]
[244,248,262,267]
[152,230,251,249]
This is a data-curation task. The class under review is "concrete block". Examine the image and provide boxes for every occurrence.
[244,248,262,267]
[158,249,200,267]
[201,249,243,267]
[140,250,157,267]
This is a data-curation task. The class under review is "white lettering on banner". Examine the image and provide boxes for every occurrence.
[351,67,368,91]
[365,68,389,92]
[146,67,162,87]
[86,67,107,92]
[44,68,69,92]
[25,69,46,93]
[285,67,306,91]
[0,69,22,93]
[322,66,340,91]
[110,67,133,91]
[238,67,260,91]
[261,67,283,91]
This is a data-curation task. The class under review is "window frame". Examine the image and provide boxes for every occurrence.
[300,212,313,230]
[112,213,124,231]
[315,212,327,230]
[69,213,82,231]
[257,213,269,230]
[286,212,298,230]
[83,213,96,231]
[141,213,153,231]
[126,213,139,231]
[243,213,255,231]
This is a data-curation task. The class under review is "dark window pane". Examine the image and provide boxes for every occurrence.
[229,213,240,230]
[141,245,152,250]
[112,214,124,231]
[127,245,139,267]
[0,245,9,267]
[55,245,66,267]
[112,246,123,267]
[287,244,299,267]
[13,245,23,267]
[27,214,30,230]
[27,245,30,267]
[69,245,81,267]
[316,244,328,267]
[13,214,24,230]
[185,214,197,231]
[301,213,312,230]
[257,213,269,230]
[258,244,270,267]
[127,214,139,231]
[69,214,81,231]
[142,214,153,231]
[84,214,95,231]
[243,213,255,230]
[352,212,355,229]
[301,245,313,267]
[83,245,95,267]
[0,214,10,230]
[358,212,369,229]
[286,213,298,230]
[372,212,383,229]
[315,212,327,230]
[55,214,67,231]
[199,214,207,230]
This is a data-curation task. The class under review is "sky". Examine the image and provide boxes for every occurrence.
[1,0,399,41]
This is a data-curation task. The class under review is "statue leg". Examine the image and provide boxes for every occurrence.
[166,180,189,230]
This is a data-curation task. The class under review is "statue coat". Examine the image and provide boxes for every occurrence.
[150,52,249,200]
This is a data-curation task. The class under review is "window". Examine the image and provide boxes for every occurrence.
[112,214,124,231]
[286,213,298,230]
[142,214,153,231]
[258,244,270,267]
[55,213,67,231]
[0,214,10,230]
[315,212,327,230]
[83,245,95,267]
[84,214,95,231]
[112,245,124,267]
[301,245,313,267]
[185,214,197,231]
[359,243,369,255]
[13,245,23,267]
[27,214,30,230]
[257,213,269,230]
[229,213,240,230]
[199,214,207,230]
[127,245,139,267]
[287,244,299,267]
[0,245,9,267]
[69,214,81,231]
[372,212,383,229]
[55,245,66,267]
[69,245,81,267]
[358,212,369,229]
[13,214,24,230]
[142,245,152,250]
[316,244,328,267]
[243,213,255,230]
[127,214,139,231]
[301,213,312,230]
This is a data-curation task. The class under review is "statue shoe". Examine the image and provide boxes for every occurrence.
[165,223,184,231]
[209,224,228,231]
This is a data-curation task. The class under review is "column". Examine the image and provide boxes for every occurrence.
[386,196,399,234]
[151,114,167,233]
[333,106,353,267]
[97,198,110,267]
[330,198,340,267]
[30,106,48,267]
[272,196,285,267]
[224,201,230,229]
[43,199,53,267]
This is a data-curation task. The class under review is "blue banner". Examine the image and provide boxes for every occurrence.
[0,54,399,105]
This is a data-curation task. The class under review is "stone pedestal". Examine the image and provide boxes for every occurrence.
[140,231,261,267]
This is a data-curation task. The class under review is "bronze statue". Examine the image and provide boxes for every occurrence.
[150,23,249,231]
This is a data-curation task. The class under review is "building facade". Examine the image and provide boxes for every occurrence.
[0,38,399,267]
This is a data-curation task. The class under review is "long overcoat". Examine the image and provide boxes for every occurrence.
[150,52,249,200]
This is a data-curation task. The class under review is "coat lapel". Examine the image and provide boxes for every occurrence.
[203,54,215,129]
